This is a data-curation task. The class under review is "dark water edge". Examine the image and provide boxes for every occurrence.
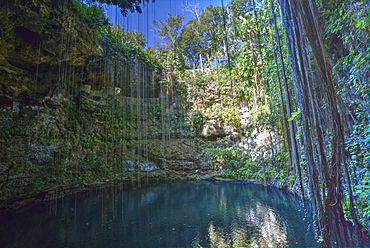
[0,180,317,247]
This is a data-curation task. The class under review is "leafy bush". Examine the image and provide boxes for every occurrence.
[353,170,370,227]
[72,0,110,40]
[187,110,204,133]
[199,146,245,170]
[207,105,241,128]
[71,1,160,67]
[346,122,370,226]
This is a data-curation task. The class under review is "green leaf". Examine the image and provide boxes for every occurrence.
[288,108,301,121]
[291,108,301,117]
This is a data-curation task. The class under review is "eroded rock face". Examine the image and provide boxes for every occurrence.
[0,0,104,106]
[0,1,203,208]
[0,1,107,205]
[145,138,202,171]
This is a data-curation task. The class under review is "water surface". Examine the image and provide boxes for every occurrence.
[0,180,316,247]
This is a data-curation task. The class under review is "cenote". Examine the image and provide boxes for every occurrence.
[0,180,316,247]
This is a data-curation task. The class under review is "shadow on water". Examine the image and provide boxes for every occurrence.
[0,180,317,247]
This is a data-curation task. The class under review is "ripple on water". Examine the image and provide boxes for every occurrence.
[0,180,316,247]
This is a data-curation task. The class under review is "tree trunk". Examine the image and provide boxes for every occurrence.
[278,0,366,246]
[270,1,304,200]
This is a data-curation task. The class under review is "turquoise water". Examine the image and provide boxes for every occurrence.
[0,180,316,247]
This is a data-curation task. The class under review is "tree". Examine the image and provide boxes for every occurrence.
[181,1,201,20]
[177,19,207,69]
[152,13,184,49]
[87,0,152,15]
[278,0,367,246]
[178,5,231,69]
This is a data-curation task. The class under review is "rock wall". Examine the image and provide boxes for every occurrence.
[0,0,101,105]
[0,0,203,208]
[0,0,284,210]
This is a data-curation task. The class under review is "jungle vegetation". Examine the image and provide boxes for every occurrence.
[146,0,370,246]
[71,0,369,245]
[1,0,368,246]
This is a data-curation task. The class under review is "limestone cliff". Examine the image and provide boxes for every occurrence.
[0,0,202,209]
[0,0,280,210]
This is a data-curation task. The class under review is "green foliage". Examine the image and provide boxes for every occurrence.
[198,139,292,185]
[155,0,294,189]
[178,5,231,68]
[346,123,370,169]
[183,67,243,130]
[72,1,109,27]
[320,0,370,229]
[29,177,46,189]
[287,108,301,122]
[87,0,150,16]
[346,122,370,226]
[320,0,369,122]
[209,105,241,128]
[353,171,370,226]
[187,110,204,134]
[153,13,184,49]
[72,1,160,68]
[199,146,245,170]
[72,0,110,41]
[102,25,160,68]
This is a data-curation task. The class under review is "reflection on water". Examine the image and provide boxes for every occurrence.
[0,181,316,247]
[198,203,289,247]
